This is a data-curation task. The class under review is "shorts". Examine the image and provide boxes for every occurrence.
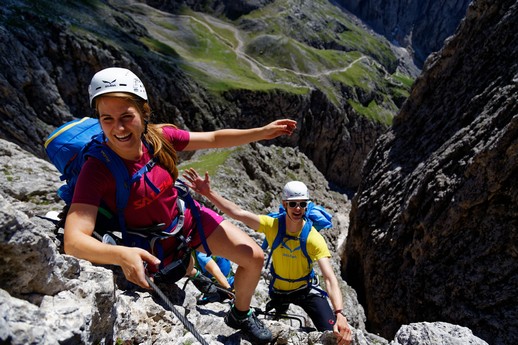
[187,201,224,249]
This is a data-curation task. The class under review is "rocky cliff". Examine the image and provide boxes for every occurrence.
[0,138,489,345]
[0,0,508,344]
[344,0,517,344]
[338,0,472,67]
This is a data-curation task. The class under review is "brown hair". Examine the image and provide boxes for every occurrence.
[94,93,179,181]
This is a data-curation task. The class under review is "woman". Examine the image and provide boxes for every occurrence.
[183,169,353,345]
[64,67,296,343]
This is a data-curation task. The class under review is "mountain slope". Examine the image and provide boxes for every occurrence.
[338,0,472,67]
[344,0,518,343]
[0,137,490,344]
[0,0,415,189]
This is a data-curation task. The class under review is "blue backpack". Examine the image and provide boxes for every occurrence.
[45,117,111,204]
[44,117,211,278]
[263,202,332,293]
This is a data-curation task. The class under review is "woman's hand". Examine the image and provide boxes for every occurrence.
[260,119,297,140]
[182,168,211,196]
[185,119,297,150]
[117,247,161,289]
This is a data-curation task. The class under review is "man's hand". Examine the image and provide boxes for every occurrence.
[182,168,211,196]
[333,313,352,345]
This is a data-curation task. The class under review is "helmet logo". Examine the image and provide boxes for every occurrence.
[102,79,117,88]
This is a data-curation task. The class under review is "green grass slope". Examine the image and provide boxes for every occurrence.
[4,0,414,125]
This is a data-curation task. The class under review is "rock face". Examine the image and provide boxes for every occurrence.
[344,1,517,344]
[0,138,490,344]
[338,0,471,67]
[0,138,359,345]
[390,322,489,345]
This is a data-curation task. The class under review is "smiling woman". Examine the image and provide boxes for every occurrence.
[63,66,298,343]
[97,96,147,160]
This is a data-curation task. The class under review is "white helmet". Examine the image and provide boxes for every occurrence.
[282,181,309,200]
[88,67,147,107]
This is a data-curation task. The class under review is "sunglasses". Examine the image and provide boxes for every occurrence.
[287,201,308,208]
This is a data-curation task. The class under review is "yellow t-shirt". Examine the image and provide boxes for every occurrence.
[259,215,331,291]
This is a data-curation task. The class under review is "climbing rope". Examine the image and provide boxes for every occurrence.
[254,307,306,328]
[145,275,210,345]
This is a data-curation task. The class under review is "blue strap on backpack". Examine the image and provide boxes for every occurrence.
[263,202,332,294]
[45,117,212,258]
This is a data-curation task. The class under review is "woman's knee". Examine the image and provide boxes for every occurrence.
[248,243,265,269]
[230,241,264,271]
[206,224,264,270]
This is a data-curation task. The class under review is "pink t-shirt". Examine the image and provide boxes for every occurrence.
[72,126,223,255]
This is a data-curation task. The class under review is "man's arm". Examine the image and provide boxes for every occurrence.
[318,257,344,314]
[182,168,261,230]
[317,257,352,344]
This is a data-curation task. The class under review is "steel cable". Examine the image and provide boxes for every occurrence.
[145,275,210,345]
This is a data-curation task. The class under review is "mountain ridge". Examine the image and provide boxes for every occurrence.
[0,0,418,189]
[337,0,472,67]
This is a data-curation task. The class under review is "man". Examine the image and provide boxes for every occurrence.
[183,168,352,345]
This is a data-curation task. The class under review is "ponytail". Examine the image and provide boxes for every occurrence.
[143,124,179,181]
[137,101,179,181]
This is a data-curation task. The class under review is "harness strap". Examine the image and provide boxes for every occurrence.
[175,179,211,256]
[266,214,317,294]
[126,197,188,260]
[271,283,310,296]
[167,198,186,236]
[131,157,161,194]
[310,284,329,298]
[270,266,312,283]
[82,137,132,242]
[269,267,328,298]
[298,219,313,267]
[265,214,287,269]
[155,246,192,277]
[116,157,162,244]
[86,138,211,260]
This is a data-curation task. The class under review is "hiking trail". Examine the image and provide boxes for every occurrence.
[132,2,371,89]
